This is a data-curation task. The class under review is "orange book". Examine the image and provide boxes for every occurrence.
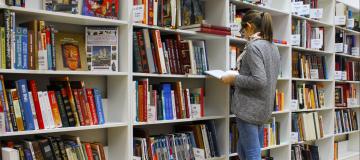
[47,91,62,128]
[138,84,144,122]
[84,143,94,160]
[280,92,285,111]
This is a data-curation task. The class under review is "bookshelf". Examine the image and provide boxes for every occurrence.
[0,0,358,160]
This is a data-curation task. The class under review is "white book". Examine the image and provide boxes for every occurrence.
[28,92,39,130]
[307,113,317,140]
[43,91,56,129]
[185,89,191,118]
[171,90,177,120]
[200,125,211,158]
[176,0,181,26]
[38,92,49,129]
[153,0,158,26]
[38,50,48,70]
[0,111,4,133]
[313,112,321,139]
[171,0,177,27]
[2,147,19,160]
[188,40,197,75]
[204,70,239,79]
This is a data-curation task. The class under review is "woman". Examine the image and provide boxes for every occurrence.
[222,10,280,160]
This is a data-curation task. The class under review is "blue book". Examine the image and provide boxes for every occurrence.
[162,84,173,120]
[47,39,52,70]
[15,27,22,69]
[24,148,33,160]
[21,27,28,69]
[15,79,35,130]
[93,88,105,124]
[161,90,166,120]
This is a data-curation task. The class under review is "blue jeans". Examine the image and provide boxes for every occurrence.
[236,118,264,160]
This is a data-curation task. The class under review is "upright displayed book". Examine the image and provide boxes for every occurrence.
[334,109,358,134]
[335,83,358,107]
[82,0,119,19]
[291,82,326,110]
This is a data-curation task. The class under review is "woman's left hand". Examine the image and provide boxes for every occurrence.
[221,74,236,85]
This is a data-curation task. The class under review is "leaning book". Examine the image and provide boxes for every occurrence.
[85,27,118,72]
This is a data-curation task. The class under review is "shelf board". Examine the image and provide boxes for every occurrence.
[230,1,290,16]
[133,116,225,126]
[229,153,238,157]
[292,107,333,112]
[228,36,290,48]
[230,110,288,118]
[291,14,333,27]
[261,143,289,151]
[334,130,360,136]
[205,156,227,160]
[292,78,333,82]
[339,151,360,160]
[335,106,360,109]
[8,6,128,26]
[132,72,207,78]
[335,26,360,35]
[292,46,333,55]
[335,80,360,84]
[278,77,290,81]
[0,69,128,76]
[0,122,128,137]
[335,53,360,59]
[292,134,333,144]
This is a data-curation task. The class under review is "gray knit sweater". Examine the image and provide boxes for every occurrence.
[231,39,280,125]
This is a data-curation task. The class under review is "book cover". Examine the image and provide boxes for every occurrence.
[47,91,63,128]
[86,88,99,125]
[93,88,105,124]
[28,80,45,129]
[86,27,118,71]
[72,89,86,126]
[15,27,22,69]
[19,20,38,70]
[27,92,39,130]
[55,32,87,71]
[15,79,35,130]
[82,0,119,19]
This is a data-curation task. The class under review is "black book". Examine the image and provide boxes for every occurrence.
[205,120,220,157]
[39,138,55,160]
[55,137,68,160]
[47,136,62,160]
[310,145,320,160]
[47,85,70,127]
[6,89,18,131]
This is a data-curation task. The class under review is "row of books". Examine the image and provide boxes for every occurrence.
[291,144,319,160]
[335,84,358,108]
[263,117,280,148]
[291,112,324,142]
[0,10,119,71]
[291,19,325,50]
[0,76,105,133]
[7,0,119,19]
[292,52,327,80]
[335,57,360,81]
[133,121,219,160]
[291,82,326,110]
[133,29,209,75]
[334,109,358,134]
[133,0,204,28]
[334,140,358,160]
[133,79,204,122]
[1,135,106,160]
[335,2,359,30]
[274,90,285,112]
[335,29,359,55]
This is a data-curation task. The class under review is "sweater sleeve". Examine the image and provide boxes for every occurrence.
[234,44,267,90]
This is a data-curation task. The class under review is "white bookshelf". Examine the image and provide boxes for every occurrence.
[0,0,358,160]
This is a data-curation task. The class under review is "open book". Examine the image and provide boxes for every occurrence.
[204,70,239,79]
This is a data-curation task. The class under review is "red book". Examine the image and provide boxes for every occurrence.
[47,91,63,128]
[86,88,99,125]
[138,84,144,122]
[84,143,94,160]
[197,28,231,36]
[79,89,93,125]
[263,128,268,147]
[200,88,205,117]
[73,89,85,126]
[139,80,148,122]
[28,80,45,129]
[148,0,154,25]
[137,31,150,73]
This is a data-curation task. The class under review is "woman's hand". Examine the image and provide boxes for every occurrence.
[221,74,236,85]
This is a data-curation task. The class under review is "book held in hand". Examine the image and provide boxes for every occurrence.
[204,70,239,79]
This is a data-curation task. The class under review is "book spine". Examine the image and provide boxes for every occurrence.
[54,90,69,127]
[43,91,56,129]
[28,80,45,129]
[148,0,154,25]
[45,27,52,70]
[27,92,39,130]
[1,27,5,69]
[38,91,49,129]
[93,88,105,124]
[50,26,56,70]
[48,91,63,128]
[85,143,94,160]
[11,89,25,131]
[79,88,93,125]
[60,88,76,127]
[64,84,80,127]
[133,32,143,72]
[21,27,28,69]
[86,88,98,125]
[4,11,11,69]
[10,12,16,69]
[27,30,35,70]
[73,89,85,126]
[137,31,150,73]
[16,79,35,130]
[6,90,18,131]
[15,27,22,69]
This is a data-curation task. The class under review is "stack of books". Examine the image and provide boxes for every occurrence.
[291,82,326,110]
[133,29,209,75]
[178,23,231,36]
[291,112,324,142]
[292,52,328,79]
[0,75,105,133]
[133,79,204,122]
[133,121,219,159]
[0,10,119,71]
[1,135,106,160]
[334,109,358,134]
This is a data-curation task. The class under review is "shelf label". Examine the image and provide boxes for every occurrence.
[291,34,301,46]
[311,39,322,49]
[347,18,355,29]
[191,104,201,119]
[291,1,303,15]
[290,100,299,111]
[335,43,344,53]
[229,23,241,36]
[147,105,157,122]
[299,4,310,16]
[291,132,299,143]
[344,44,348,54]
[341,71,347,80]
[133,5,144,22]
[334,16,346,25]
[310,8,323,19]
[334,71,342,80]
[133,156,141,160]
[193,148,205,160]
[351,47,359,56]
[310,69,319,79]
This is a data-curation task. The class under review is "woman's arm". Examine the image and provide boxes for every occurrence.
[234,44,267,90]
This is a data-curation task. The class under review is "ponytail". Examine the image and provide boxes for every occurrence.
[242,10,273,42]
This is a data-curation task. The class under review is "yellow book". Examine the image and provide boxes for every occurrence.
[310,89,316,109]
[1,27,5,69]
[10,89,25,131]
[281,92,285,111]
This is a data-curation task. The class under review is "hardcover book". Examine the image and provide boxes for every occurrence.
[82,0,119,19]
